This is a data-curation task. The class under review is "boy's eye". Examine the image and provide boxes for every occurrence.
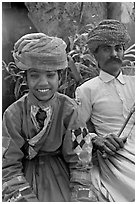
[30,73,39,78]
[47,72,56,78]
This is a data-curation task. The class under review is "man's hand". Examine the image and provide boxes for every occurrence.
[92,133,125,159]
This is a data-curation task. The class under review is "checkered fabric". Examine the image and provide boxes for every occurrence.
[71,127,93,164]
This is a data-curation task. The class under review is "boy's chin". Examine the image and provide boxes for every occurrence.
[35,94,54,103]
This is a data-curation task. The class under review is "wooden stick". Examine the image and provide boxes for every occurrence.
[102,103,135,158]
[117,103,135,138]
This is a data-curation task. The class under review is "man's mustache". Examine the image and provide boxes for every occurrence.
[105,57,122,64]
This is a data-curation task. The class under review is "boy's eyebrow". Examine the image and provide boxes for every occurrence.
[28,69,39,73]
[28,69,56,74]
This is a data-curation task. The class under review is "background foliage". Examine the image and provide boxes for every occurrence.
[2,38,135,103]
[2,2,135,114]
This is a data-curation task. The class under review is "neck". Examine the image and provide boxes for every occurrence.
[106,69,121,77]
[28,91,57,108]
[100,65,121,77]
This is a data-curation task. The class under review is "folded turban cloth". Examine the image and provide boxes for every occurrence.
[13,33,68,71]
[87,19,131,53]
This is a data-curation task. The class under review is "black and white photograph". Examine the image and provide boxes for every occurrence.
[2,1,135,202]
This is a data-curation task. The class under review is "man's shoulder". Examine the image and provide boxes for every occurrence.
[122,74,135,83]
[123,74,135,79]
[79,76,100,90]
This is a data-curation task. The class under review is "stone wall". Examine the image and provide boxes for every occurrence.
[25,2,135,46]
[25,2,107,42]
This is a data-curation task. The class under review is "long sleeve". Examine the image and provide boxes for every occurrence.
[2,106,39,202]
[75,86,92,123]
[62,109,98,201]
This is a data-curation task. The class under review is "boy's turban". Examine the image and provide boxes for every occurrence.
[87,19,131,53]
[13,33,68,71]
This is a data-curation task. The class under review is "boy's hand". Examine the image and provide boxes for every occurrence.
[92,133,125,158]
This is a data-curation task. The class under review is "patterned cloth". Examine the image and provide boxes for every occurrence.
[87,19,131,53]
[71,128,96,166]
[12,33,68,70]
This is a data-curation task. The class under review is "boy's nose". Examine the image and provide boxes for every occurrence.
[39,75,49,85]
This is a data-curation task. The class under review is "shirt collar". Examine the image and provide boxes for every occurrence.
[99,70,125,84]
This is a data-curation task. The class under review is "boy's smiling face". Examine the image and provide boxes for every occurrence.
[27,68,59,102]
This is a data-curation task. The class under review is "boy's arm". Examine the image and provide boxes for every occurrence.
[2,108,39,202]
[62,109,98,202]
[75,86,92,123]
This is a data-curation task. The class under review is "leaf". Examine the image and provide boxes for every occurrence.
[68,55,82,82]
[81,53,97,66]
[124,44,135,52]
[124,54,135,62]
[14,77,24,99]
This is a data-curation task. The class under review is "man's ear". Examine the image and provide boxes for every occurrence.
[58,78,61,86]
[93,52,98,64]
[92,52,100,69]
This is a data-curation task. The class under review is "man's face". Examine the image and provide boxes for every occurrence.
[94,44,124,76]
[27,68,59,102]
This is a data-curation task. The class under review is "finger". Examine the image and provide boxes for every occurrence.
[121,136,127,143]
[104,140,117,152]
[106,135,122,150]
[102,145,116,156]
[114,137,124,148]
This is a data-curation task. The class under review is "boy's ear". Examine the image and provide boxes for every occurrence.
[57,70,63,86]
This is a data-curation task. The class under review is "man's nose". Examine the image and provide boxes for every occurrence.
[111,48,117,57]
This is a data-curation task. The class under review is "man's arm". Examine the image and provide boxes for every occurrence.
[91,133,125,159]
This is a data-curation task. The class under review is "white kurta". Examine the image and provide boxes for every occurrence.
[76,70,135,201]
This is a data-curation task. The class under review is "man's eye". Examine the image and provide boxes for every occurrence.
[47,73,56,78]
[103,47,110,52]
[115,46,123,52]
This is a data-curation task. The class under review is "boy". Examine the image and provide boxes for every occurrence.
[2,33,98,202]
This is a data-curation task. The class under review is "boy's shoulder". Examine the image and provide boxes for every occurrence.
[4,94,28,114]
[57,92,76,108]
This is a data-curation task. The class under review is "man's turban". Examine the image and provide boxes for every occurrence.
[13,33,68,71]
[87,19,131,53]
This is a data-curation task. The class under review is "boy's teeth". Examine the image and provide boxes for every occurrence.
[38,89,49,92]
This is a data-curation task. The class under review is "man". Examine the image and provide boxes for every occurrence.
[75,19,135,201]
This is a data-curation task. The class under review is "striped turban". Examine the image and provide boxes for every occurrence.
[87,19,131,53]
[13,33,68,71]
